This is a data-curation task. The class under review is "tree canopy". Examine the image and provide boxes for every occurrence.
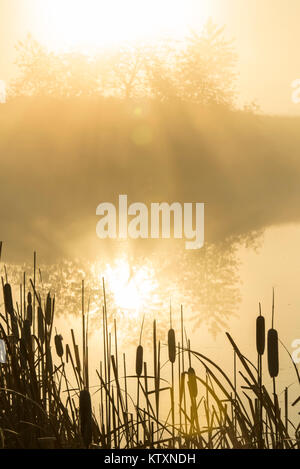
[10,20,237,106]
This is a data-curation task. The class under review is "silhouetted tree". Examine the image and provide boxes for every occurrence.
[110,46,146,99]
[11,34,99,98]
[175,20,237,105]
[11,35,60,97]
[144,39,180,101]
[10,21,237,106]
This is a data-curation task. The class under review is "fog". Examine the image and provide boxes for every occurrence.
[0,98,299,262]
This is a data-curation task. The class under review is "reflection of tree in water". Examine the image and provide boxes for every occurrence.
[184,243,241,336]
[4,235,261,342]
[151,241,242,337]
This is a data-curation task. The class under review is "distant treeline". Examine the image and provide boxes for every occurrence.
[8,21,237,107]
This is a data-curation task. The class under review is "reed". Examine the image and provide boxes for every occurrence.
[0,251,299,449]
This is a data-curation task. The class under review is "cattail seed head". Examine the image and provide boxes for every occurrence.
[55,334,64,358]
[46,346,53,375]
[37,306,45,344]
[80,390,92,448]
[267,328,279,378]
[19,339,27,368]
[11,316,19,340]
[256,316,265,356]
[45,293,52,325]
[26,293,32,324]
[26,304,33,325]
[188,367,198,398]
[4,284,18,338]
[136,345,143,377]
[4,283,13,315]
[22,319,31,345]
[168,329,176,364]
[27,292,32,305]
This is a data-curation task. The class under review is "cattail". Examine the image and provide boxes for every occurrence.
[19,339,27,368]
[268,328,279,378]
[80,390,92,448]
[188,367,198,398]
[256,305,265,356]
[27,292,32,305]
[55,334,64,358]
[136,316,145,377]
[26,292,33,325]
[45,293,52,325]
[168,328,176,364]
[26,304,32,325]
[268,289,279,378]
[22,319,31,345]
[11,316,19,340]
[46,346,53,375]
[3,284,18,338]
[3,283,13,315]
[37,306,45,344]
[136,345,143,377]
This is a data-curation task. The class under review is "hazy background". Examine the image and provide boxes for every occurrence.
[0,0,299,411]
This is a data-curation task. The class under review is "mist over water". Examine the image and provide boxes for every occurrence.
[1,100,298,262]
[1,99,298,339]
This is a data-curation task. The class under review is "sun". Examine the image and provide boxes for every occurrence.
[102,258,157,317]
[31,0,210,53]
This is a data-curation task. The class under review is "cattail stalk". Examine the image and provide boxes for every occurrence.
[136,316,144,446]
[168,304,176,443]
[267,289,279,446]
[256,303,265,448]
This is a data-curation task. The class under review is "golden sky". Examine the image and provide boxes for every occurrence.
[0,0,300,114]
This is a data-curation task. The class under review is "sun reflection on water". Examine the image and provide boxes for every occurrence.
[94,258,159,318]
[4,243,241,340]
